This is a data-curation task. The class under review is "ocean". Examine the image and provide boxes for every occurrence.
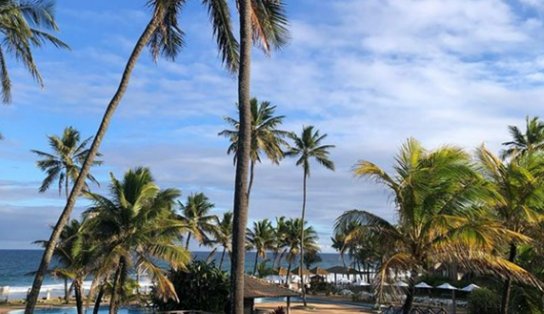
[0,250,348,299]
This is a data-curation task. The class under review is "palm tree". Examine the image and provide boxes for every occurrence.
[32,127,102,198]
[281,218,319,283]
[477,146,544,314]
[230,1,288,312]
[336,138,543,314]
[34,220,81,305]
[214,211,233,269]
[25,0,242,310]
[502,116,544,160]
[271,216,287,268]
[0,0,68,103]
[178,192,217,250]
[285,125,334,306]
[219,98,289,199]
[246,219,275,275]
[83,167,190,314]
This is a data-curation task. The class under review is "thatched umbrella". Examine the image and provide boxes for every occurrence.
[244,275,300,314]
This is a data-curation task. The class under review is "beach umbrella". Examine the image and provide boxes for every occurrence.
[415,282,433,289]
[461,283,480,292]
[394,280,409,287]
[437,283,457,290]
[437,283,458,314]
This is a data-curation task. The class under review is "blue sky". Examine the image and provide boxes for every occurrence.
[1,0,544,251]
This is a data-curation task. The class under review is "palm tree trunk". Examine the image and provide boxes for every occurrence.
[86,276,100,309]
[500,242,517,314]
[93,286,105,314]
[24,10,163,314]
[299,172,308,307]
[402,270,418,314]
[109,259,125,314]
[64,277,69,304]
[247,160,255,200]
[253,253,259,275]
[185,233,192,250]
[230,0,252,313]
[74,278,84,314]
[286,261,292,284]
[219,247,226,269]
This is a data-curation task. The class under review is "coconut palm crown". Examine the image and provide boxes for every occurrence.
[83,167,189,314]
[0,0,69,103]
[336,138,543,314]
[502,116,544,160]
[32,126,102,197]
[177,192,217,250]
[219,97,290,198]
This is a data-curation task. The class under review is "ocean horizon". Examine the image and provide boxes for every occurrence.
[0,249,349,298]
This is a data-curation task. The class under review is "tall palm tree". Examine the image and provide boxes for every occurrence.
[246,219,275,275]
[336,138,543,314]
[285,125,334,306]
[25,1,242,311]
[32,126,102,198]
[83,167,190,314]
[178,192,217,250]
[230,1,288,312]
[502,116,544,160]
[477,146,544,314]
[214,211,233,269]
[0,0,68,103]
[219,98,289,199]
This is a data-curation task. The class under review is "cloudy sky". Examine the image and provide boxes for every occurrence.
[1,0,543,252]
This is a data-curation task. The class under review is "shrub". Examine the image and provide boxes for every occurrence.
[467,287,500,314]
[273,306,286,314]
[153,261,229,313]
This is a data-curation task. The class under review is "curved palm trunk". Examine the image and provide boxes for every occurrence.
[64,277,69,304]
[253,252,259,275]
[247,160,255,200]
[299,172,308,307]
[24,11,163,314]
[73,278,84,314]
[185,233,192,250]
[219,247,227,269]
[93,286,105,314]
[230,0,252,313]
[401,270,418,314]
[86,276,100,309]
[109,258,126,314]
[286,260,292,284]
[500,242,517,314]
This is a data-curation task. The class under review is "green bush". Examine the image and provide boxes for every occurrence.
[467,287,500,314]
[153,261,229,313]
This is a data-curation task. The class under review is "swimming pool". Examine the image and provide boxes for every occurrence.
[9,307,152,314]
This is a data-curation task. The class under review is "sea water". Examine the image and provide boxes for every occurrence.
[0,250,349,299]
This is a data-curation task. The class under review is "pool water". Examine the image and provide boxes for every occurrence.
[9,307,152,314]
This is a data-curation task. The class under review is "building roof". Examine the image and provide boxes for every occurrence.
[244,275,300,299]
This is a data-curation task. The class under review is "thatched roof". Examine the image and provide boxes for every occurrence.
[310,267,329,276]
[326,265,360,274]
[244,275,300,299]
[291,267,311,276]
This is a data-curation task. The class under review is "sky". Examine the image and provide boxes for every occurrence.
[1,0,544,252]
